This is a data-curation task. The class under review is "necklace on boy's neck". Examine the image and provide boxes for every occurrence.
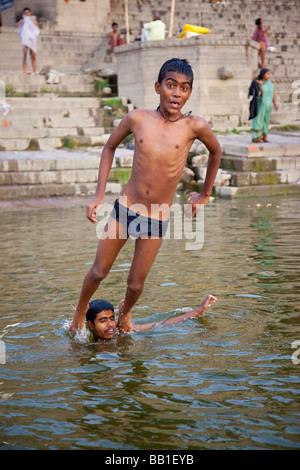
[156,105,192,122]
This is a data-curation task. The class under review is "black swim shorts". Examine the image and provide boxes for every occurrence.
[110,199,169,238]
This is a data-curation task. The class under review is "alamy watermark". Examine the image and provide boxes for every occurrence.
[0,80,11,116]
[291,340,300,365]
[0,340,5,364]
[95,197,205,251]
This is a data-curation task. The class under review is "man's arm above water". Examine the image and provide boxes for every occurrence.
[132,295,217,332]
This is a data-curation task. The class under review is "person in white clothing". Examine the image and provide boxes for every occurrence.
[18,7,40,74]
[142,12,166,41]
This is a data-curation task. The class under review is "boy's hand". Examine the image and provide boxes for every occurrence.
[86,196,104,224]
[185,192,210,217]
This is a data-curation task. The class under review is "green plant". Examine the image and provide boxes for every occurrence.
[94,78,109,93]
[5,84,16,95]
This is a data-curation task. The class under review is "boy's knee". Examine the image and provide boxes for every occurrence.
[90,264,109,282]
[127,276,144,294]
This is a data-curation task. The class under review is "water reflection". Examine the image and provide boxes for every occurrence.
[0,194,299,450]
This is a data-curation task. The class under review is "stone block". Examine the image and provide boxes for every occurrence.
[281,169,300,183]
[215,186,238,198]
[38,138,63,151]
[115,155,133,167]
[181,166,195,183]
[89,134,111,146]
[249,172,284,185]
[191,155,209,166]
[230,172,251,186]
[189,140,209,155]
[199,168,231,186]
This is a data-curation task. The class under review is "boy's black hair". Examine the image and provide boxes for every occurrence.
[157,58,193,88]
[86,299,114,324]
[112,22,118,27]
[255,18,261,26]
[23,7,31,11]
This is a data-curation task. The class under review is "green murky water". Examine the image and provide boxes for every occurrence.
[0,193,299,450]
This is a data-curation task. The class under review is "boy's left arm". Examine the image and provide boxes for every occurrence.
[187,119,222,215]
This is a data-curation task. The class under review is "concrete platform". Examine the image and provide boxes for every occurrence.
[217,131,300,159]
[190,129,300,198]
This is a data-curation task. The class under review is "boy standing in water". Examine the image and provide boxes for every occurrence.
[69,58,221,336]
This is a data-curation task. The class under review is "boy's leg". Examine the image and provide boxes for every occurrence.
[70,217,128,334]
[118,236,163,332]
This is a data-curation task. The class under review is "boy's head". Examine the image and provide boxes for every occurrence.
[86,299,116,341]
[155,58,193,116]
[255,18,262,26]
[112,22,118,30]
[157,58,193,89]
[23,8,32,15]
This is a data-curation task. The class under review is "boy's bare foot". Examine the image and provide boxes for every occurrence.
[117,299,134,332]
[69,305,88,336]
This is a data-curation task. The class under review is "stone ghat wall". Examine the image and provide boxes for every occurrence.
[110,0,300,39]
[115,36,259,130]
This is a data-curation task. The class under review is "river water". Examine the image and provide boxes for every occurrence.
[0,193,299,450]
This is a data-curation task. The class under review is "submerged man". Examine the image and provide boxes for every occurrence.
[86,296,217,342]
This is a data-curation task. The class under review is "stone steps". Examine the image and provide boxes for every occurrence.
[0,28,105,73]
[186,130,300,197]
[0,148,133,199]
[115,0,300,37]
[0,127,105,139]
[0,96,109,151]
[0,135,111,152]
[218,131,300,191]
[1,73,95,94]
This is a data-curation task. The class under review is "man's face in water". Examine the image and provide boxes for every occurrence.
[87,310,116,341]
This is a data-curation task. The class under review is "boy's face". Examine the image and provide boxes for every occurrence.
[87,310,116,341]
[155,71,192,116]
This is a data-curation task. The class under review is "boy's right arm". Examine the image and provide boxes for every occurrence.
[86,112,134,224]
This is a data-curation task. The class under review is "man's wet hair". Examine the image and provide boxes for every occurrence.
[86,299,114,324]
[157,58,193,88]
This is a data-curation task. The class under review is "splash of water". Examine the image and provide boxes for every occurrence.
[62,320,91,343]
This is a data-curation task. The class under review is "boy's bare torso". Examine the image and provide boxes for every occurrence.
[120,109,200,219]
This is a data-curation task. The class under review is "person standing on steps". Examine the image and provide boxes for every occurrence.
[251,68,278,143]
[18,7,40,75]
